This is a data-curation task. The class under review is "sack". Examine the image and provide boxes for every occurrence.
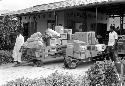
[23,41,45,49]
[45,28,60,37]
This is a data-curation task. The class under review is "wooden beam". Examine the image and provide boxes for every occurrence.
[95,7,98,36]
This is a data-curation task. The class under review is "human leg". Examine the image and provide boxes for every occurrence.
[107,46,114,61]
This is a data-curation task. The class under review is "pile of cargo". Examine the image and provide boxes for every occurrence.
[74,31,98,45]
[23,32,45,49]
[66,31,106,59]
[21,32,46,61]
[21,25,106,62]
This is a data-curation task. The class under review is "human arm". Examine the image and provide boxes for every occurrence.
[113,32,118,47]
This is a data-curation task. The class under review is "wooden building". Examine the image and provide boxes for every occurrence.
[5,0,125,41]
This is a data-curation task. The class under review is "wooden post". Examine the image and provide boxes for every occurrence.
[95,7,98,37]
[120,61,124,86]
[54,11,58,26]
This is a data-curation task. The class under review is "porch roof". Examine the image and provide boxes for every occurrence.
[4,0,109,15]
[4,0,125,16]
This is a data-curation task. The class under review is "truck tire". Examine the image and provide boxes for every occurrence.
[68,61,77,69]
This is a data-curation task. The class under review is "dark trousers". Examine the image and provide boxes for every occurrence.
[107,46,118,62]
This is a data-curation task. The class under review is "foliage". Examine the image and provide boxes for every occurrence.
[2,60,120,86]
[0,15,20,50]
[3,71,80,86]
[86,60,120,86]
[0,50,13,64]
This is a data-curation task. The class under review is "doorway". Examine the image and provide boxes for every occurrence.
[23,23,29,41]
[47,20,55,30]
[97,23,107,38]
[91,23,107,43]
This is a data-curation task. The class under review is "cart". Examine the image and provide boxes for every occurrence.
[64,43,107,69]
[21,45,67,67]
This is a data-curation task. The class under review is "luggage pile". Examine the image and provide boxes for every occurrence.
[45,28,60,38]
[22,32,45,49]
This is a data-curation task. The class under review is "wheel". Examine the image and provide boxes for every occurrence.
[35,60,43,67]
[68,61,77,69]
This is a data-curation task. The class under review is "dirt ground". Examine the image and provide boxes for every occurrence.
[0,61,94,86]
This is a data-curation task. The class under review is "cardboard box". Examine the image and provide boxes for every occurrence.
[74,51,86,59]
[74,51,80,59]
[95,44,106,51]
[87,45,91,51]
[73,41,86,51]
[87,45,97,51]
[44,48,49,58]
[74,32,92,44]
[80,52,86,59]
[67,34,72,40]
[75,32,96,45]
[91,51,97,57]
[50,38,57,46]
[66,46,74,57]
[85,50,91,58]
[55,26,64,34]
[64,29,72,34]
[91,37,95,45]
[71,34,75,40]
[90,31,95,38]
[56,38,61,45]
[48,47,57,55]
[60,33,67,39]
[61,39,68,45]
[91,45,97,51]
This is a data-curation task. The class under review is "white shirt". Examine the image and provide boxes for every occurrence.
[108,31,118,46]
[12,34,24,62]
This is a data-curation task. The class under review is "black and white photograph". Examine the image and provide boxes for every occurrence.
[0,0,125,86]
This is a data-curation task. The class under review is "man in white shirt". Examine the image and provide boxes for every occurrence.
[12,29,24,65]
[107,25,118,62]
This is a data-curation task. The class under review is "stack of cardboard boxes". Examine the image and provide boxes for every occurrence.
[54,26,100,59]
[73,41,87,59]
[55,26,73,45]
[45,26,64,56]
[74,32,99,58]
[66,43,74,57]
[74,32,97,45]
[66,40,91,60]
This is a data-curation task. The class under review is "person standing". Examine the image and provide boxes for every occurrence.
[12,30,24,65]
[107,25,118,62]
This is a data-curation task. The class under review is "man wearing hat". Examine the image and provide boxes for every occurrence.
[12,29,24,66]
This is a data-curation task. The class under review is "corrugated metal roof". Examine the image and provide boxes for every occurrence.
[6,0,110,15]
